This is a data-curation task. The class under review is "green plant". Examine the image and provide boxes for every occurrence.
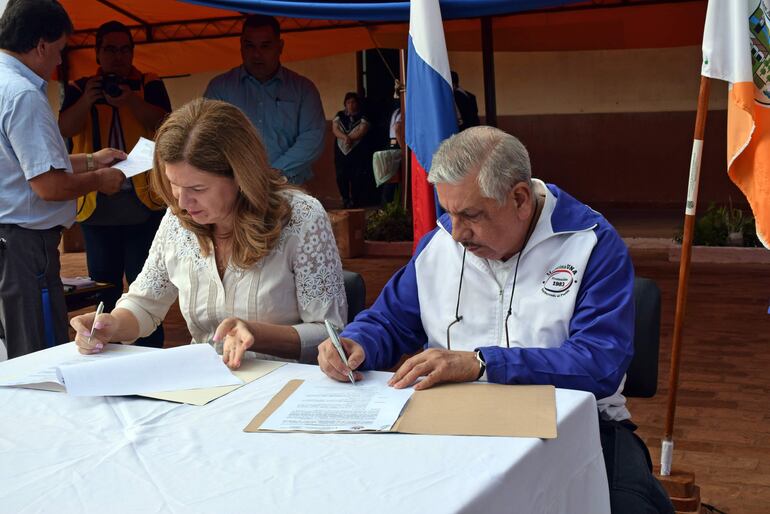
[673,202,759,247]
[719,198,747,234]
[365,200,413,241]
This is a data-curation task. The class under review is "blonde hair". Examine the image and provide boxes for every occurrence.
[150,98,294,268]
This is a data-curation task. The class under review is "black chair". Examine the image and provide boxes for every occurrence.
[342,270,366,324]
[624,277,662,398]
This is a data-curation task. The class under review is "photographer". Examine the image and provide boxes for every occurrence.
[58,20,171,348]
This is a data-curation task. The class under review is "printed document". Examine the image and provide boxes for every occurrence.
[0,343,241,396]
[259,373,413,432]
[112,137,155,177]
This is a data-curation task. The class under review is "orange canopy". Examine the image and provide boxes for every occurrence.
[60,0,707,79]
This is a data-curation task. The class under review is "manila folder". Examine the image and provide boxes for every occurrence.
[246,380,556,438]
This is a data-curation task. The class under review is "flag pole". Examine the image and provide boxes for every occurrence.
[399,48,410,212]
[480,16,497,128]
[661,75,711,476]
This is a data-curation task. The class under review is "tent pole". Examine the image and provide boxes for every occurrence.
[481,16,497,128]
[661,75,711,476]
[400,48,410,212]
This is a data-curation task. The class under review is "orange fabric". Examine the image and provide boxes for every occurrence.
[58,0,707,79]
[727,82,770,247]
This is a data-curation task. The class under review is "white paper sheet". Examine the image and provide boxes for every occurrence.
[0,342,152,387]
[259,373,413,432]
[0,343,242,396]
[61,276,97,288]
[112,137,154,177]
[57,344,242,396]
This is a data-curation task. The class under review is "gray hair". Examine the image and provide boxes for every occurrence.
[428,126,532,203]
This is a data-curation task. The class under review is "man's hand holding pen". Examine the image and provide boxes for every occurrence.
[318,336,365,384]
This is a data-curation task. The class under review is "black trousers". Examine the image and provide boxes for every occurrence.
[81,212,164,348]
[600,418,675,514]
[0,225,69,358]
[335,148,376,208]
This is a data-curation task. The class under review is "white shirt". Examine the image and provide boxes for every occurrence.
[116,190,347,363]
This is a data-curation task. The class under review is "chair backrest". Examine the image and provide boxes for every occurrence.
[342,270,366,324]
[625,277,661,398]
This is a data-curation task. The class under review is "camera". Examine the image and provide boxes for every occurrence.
[100,73,141,98]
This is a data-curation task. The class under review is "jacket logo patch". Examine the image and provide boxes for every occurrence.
[542,265,578,297]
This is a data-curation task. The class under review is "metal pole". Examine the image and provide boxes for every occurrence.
[400,48,410,212]
[660,75,711,476]
[481,17,497,127]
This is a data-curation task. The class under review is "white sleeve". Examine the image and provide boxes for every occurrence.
[290,199,348,363]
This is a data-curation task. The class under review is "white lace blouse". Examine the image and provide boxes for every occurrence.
[115,190,348,363]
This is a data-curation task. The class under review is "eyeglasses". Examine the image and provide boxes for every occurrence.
[101,45,133,56]
[445,246,524,350]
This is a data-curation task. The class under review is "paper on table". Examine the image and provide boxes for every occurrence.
[61,276,97,289]
[0,343,281,404]
[247,378,558,438]
[112,137,154,178]
[144,358,285,406]
[56,343,242,396]
[0,342,153,388]
[258,373,413,432]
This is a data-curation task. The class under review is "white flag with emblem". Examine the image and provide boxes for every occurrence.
[702,0,770,248]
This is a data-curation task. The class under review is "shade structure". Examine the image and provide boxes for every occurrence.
[59,0,707,79]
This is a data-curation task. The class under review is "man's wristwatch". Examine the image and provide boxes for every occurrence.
[474,349,486,380]
[86,153,95,171]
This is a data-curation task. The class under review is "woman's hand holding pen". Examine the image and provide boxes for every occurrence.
[70,312,119,354]
[317,337,365,383]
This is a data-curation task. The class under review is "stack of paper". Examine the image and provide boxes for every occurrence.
[0,343,242,396]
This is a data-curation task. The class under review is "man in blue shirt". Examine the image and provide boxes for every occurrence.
[0,0,125,359]
[204,15,325,185]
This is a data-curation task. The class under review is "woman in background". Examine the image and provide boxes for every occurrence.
[332,91,373,208]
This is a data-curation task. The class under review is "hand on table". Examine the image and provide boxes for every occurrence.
[388,348,480,391]
[214,317,260,370]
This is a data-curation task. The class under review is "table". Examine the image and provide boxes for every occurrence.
[63,282,120,312]
[0,361,610,514]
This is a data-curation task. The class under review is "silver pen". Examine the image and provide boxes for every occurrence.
[324,319,355,384]
[87,301,105,346]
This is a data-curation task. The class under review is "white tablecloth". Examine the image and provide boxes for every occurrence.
[0,361,610,514]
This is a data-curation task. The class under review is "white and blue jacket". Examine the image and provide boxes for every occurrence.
[342,181,635,421]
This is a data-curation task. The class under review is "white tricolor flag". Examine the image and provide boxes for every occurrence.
[702,0,770,247]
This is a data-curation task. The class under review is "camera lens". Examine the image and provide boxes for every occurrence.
[101,73,123,97]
